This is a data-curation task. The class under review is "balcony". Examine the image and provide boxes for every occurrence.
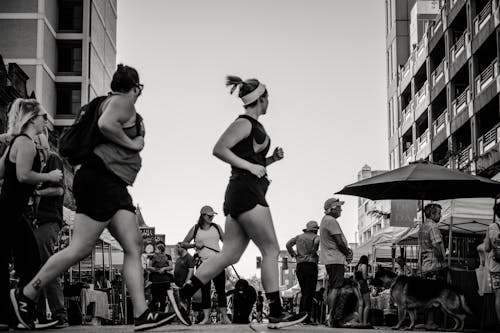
[452,88,471,117]
[414,82,429,118]
[456,145,473,170]
[432,59,445,86]
[450,0,459,9]
[402,145,415,166]
[475,58,498,95]
[450,31,467,62]
[433,109,449,135]
[401,102,414,134]
[430,17,443,39]
[399,57,413,90]
[416,129,431,160]
[478,124,500,154]
[414,35,428,71]
[474,0,492,35]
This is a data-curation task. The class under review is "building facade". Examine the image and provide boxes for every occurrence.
[0,0,117,129]
[357,165,391,245]
[386,0,500,178]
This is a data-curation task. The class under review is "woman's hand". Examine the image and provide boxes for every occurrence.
[272,147,284,161]
[131,137,145,151]
[248,164,267,178]
[195,239,204,250]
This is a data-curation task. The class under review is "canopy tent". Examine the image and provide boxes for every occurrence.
[352,226,413,264]
[397,198,495,246]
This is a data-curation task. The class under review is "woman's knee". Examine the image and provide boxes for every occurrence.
[261,245,280,259]
[223,252,242,266]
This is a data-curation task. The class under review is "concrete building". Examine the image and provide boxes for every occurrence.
[386,0,500,178]
[0,0,117,129]
[357,165,391,245]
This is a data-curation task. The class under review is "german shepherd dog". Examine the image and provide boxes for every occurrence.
[374,267,472,331]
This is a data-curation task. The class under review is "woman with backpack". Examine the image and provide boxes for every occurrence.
[176,76,307,329]
[0,99,62,330]
[10,65,188,331]
[180,205,231,324]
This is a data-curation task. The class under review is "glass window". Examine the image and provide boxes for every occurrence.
[57,40,82,74]
[56,84,81,116]
[58,0,83,32]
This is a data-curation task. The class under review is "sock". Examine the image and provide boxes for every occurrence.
[266,291,282,318]
[180,276,203,299]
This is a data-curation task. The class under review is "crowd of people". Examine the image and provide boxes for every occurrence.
[1,63,500,332]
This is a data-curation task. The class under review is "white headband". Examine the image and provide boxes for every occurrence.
[241,83,267,106]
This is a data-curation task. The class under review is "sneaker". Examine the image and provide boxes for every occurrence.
[134,310,176,331]
[267,312,308,329]
[54,317,69,329]
[16,320,59,330]
[166,289,192,326]
[10,288,35,330]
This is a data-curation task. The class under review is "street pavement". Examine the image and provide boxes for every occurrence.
[17,324,491,333]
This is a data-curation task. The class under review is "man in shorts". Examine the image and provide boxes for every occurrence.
[319,197,352,327]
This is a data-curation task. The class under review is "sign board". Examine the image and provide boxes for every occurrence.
[140,227,155,253]
[390,200,418,227]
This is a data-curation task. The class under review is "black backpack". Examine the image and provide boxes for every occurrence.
[193,223,223,242]
[59,95,110,165]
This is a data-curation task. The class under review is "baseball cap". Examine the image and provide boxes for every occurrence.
[200,205,217,216]
[324,197,345,210]
[303,220,319,232]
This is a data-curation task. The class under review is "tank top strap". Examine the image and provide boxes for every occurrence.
[7,134,33,156]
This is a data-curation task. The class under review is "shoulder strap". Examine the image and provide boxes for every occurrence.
[193,223,223,241]
[7,134,32,157]
[211,223,223,240]
[193,224,200,240]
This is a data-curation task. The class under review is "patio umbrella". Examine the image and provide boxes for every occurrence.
[336,161,500,271]
[336,161,500,200]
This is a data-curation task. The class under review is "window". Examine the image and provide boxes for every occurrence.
[56,84,81,116]
[58,0,83,32]
[57,40,82,74]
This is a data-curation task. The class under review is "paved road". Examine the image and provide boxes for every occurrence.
[20,324,490,333]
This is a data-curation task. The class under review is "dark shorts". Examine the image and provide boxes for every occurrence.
[358,279,369,294]
[223,173,270,218]
[326,264,345,289]
[74,155,135,222]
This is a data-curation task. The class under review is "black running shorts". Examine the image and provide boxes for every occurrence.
[223,173,270,218]
[73,155,135,222]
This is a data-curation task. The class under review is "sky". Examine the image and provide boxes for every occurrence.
[116,0,388,278]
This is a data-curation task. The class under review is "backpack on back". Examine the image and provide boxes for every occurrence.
[59,95,109,165]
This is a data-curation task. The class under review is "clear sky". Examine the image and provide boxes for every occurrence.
[116,0,388,278]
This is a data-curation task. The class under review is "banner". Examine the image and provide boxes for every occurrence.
[390,200,418,227]
[140,227,155,253]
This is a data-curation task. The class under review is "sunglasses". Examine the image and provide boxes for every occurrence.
[35,113,48,121]
[203,214,215,218]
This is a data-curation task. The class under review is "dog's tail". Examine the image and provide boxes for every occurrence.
[459,294,473,316]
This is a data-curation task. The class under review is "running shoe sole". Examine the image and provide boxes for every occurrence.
[10,289,33,330]
[166,289,191,326]
[267,313,308,329]
[134,312,176,331]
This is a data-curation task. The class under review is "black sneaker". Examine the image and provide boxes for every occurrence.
[10,288,35,330]
[16,319,59,330]
[166,289,192,326]
[134,310,176,331]
[54,317,69,329]
[267,312,308,329]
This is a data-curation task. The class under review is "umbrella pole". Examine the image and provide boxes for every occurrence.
[447,215,453,269]
[418,200,424,276]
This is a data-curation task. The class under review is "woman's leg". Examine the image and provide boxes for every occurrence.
[363,293,371,324]
[237,205,280,292]
[198,281,211,324]
[23,214,108,300]
[213,270,230,323]
[192,215,249,283]
[107,209,148,317]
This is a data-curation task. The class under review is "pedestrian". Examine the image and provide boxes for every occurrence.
[175,75,307,329]
[147,241,172,312]
[483,202,500,326]
[418,203,446,330]
[174,243,195,288]
[354,255,370,325]
[285,220,320,324]
[32,132,68,328]
[0,99,62,331]
[180,205,231,324]
[10,65,189,331]
[319,197,352,327]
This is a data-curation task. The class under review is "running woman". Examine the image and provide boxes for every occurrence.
[10,65,190,331]
[175,76,307,328]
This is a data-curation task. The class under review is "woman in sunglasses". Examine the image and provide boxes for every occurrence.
[0,99,62,330]
[10,65,187,331]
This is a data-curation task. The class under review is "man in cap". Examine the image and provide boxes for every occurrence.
[320,197,352,327]
[286,221,320,324]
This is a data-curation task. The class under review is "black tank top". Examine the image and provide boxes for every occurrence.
[0,134,42,212]
[230,115,271,175]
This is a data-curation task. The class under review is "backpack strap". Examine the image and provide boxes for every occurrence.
[193,223,223,241]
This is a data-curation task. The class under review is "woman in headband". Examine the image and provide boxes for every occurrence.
[176,76,307,328]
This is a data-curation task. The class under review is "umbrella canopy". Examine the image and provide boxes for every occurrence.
[336,162,500,201]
